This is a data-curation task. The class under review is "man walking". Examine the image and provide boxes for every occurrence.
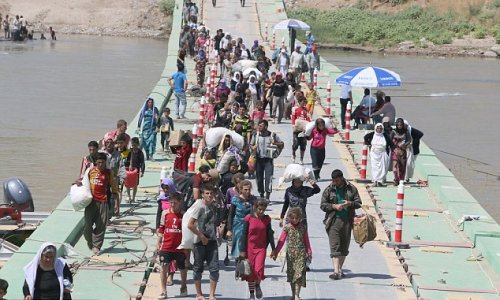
[306,45,320,84]
[339,84,352,129]
[169,65,188,119]
[84,152,118,254]
[320,169,361,280]
[289,45,304,83]
[250,120,284,199]
[187,184,220,300]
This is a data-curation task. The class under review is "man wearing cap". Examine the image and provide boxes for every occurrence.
[169,64,188,119]
[304,31,316,55]
[290,45,305,83]
[306,45,320,84]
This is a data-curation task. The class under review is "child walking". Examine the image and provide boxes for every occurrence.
[159,108,174,153]
[125,137,145,203]
[305,82,318,117]
[271,208,312,300]
[204,96,216,127]
[240,199,275,300]
[156,192,188,299]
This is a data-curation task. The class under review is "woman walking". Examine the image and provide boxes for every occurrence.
[23,242,73,300]
[271,208,312,300]
[240,199,276,300]
[364,123,393,187]
[137,97,160,161]
[226,180,254,258]
[307,118,338,180]
[390,118,412,186]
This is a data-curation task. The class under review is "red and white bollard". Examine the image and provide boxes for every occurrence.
[313,68,318,89]
[264,23,268,42]
[300,73,305,82]
[340,102,354,144]
[198,97,205,137]
[271,31,276,50]
[395,182,405,242]
[360,145,369,181]
[205,77,211,99]
[188,152,196,172]
[325,81,331,116]
[214,55,219,77]
[210,66,216,95]
[387,182,410,248]
[192,124,198,154]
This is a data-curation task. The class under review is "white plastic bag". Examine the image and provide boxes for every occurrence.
[178,200,200,250]
[205,127,245,150]
[293,119,309,132]
[217,151,237,174]
[70,168,92,211]
[304,117,334,136]
[278,164,314,186]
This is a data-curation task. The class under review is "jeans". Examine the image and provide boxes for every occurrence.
[174,91,187,117]
[272,95,284,122]
[256,157,273,195]
[193,241,220,281]
[310,147,325,179]
[340,98,350,129]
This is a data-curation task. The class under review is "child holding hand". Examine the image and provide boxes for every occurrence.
[271,208,312,300]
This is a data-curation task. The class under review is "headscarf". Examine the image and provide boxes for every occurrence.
[394,118,406,134]
[138,97,159,130]
[161,178,177,194]
[372,123,386,147]
[248,75,257,95]
[195,49,206,60]
[24,242,66,300]
[232,72,241,84]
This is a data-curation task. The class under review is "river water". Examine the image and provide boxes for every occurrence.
[0,37,498,222]
[321,50,500,222]
[0,35,167,211]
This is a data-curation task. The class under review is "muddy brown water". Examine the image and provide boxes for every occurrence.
[321,49,500,223]
[0,35,167,211]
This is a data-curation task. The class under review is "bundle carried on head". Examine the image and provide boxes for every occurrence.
[278,164,314,186]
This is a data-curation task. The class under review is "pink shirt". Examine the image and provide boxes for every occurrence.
[250,110,268,121]
[308,127,337,149]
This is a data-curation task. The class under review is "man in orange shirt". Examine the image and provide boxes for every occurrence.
[84,152,118,254]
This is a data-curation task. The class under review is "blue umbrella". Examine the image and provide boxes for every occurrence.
[273,19,310,30]
[335,66,401,88]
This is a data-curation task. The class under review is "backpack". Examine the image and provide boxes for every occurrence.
[353,208,377,248]
[172,170,195,211]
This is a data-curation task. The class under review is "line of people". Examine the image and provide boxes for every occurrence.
[1,14,56,41]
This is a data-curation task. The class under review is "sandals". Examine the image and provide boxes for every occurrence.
[329,272,341,280]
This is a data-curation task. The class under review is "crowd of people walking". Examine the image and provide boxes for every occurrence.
[13,2,426,300]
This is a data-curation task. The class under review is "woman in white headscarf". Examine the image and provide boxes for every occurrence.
[364,123,393,187]
[23,242,73,300]
[247,74,260,112]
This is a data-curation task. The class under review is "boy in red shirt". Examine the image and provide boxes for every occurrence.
[173,135,192,172]
[156,193,187,299]
[84,152,118,254]
[291,98,311,164]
